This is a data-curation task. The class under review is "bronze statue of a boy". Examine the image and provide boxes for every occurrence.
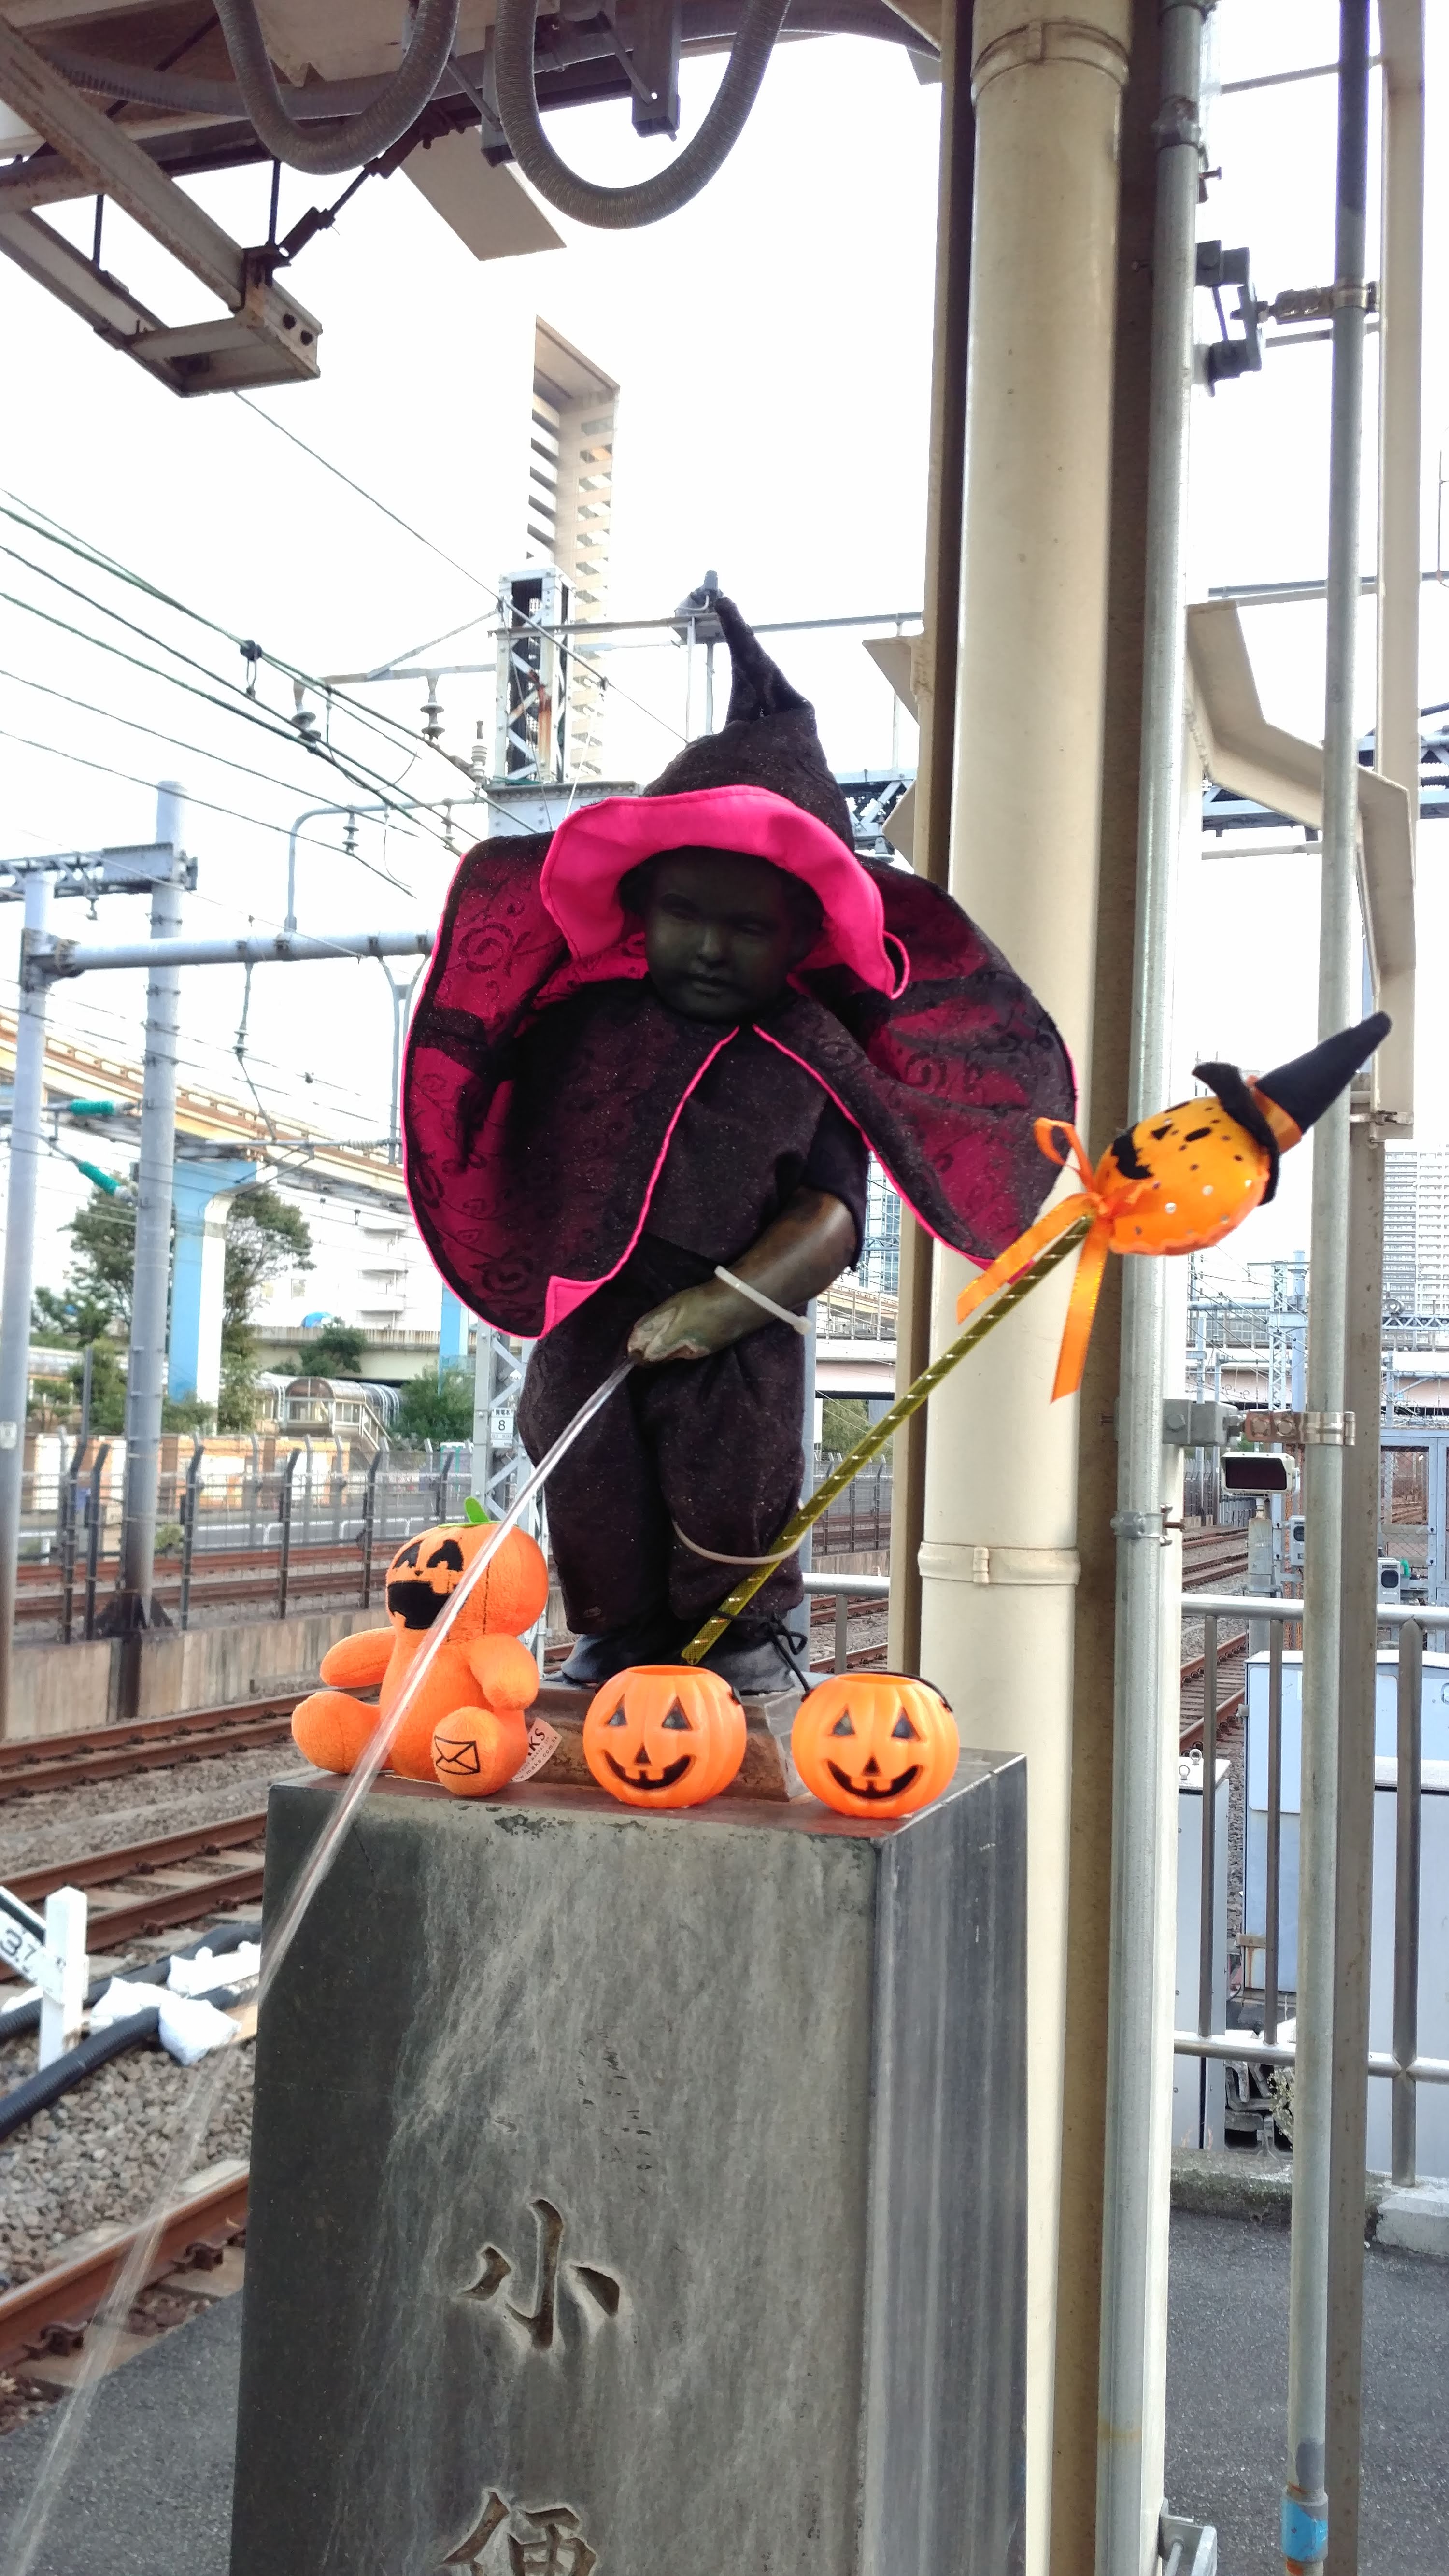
[405,598,1072,1693]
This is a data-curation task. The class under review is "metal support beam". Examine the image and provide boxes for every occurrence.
[28,929,432,981]
[0,875,52,1738]
[0,17,322,393]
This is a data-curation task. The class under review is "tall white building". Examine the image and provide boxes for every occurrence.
[525,321,618,778]
[1385,1145,1449,1316]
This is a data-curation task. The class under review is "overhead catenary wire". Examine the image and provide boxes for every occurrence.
[0,494,498,810]
[231,402,689,748]
[0,570,460,834]
[0,669,416,894]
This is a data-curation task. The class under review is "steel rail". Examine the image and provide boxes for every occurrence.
[0,2161,248,2376]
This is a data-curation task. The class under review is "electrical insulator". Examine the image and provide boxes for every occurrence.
[343,811,358,858]
[422,677,444,746]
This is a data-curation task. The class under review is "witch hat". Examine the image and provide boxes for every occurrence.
[641,589,856,850]
[1193,1009,1390,1202]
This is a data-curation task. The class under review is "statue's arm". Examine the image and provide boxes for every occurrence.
[627,1188,856,1365]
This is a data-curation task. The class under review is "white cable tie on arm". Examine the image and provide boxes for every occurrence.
[713,1266,810,1335]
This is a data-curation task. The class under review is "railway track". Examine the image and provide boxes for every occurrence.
[0,2160,249,2377]
[0,1697,301,1802]
[1,1813,267,1964]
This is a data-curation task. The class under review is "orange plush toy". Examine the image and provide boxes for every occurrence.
[291,1515,549,1796]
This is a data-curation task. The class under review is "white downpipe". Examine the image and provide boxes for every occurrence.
[917,7,1130,2566]
[1094,7,1205,2570]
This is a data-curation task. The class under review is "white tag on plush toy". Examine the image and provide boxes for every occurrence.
[512,1718,562,1784]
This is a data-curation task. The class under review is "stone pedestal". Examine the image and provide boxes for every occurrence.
[230,1757,1027,2576]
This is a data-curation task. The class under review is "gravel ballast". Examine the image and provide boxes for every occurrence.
[0,2031,253,2289]
[0,1748,305,1879]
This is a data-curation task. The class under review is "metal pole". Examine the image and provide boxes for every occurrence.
[1197,1614,1219,2147]
[361,1447,381,1608]
[277,1447,298,1619]
[1095,7,1205,2566]
[1265,1620,1284,2046]
[179,1432,203,1631]
[1391,1616,1422,2185]
[0,871,52,1734]
[111,786,184,1649]
[1286,14,1370,2572]
[1326,1108,1385,2574]
[58,1437,82,1647]
[82,1440,108,1639]
[47,927,432,974]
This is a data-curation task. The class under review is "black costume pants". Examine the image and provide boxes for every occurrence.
[517,1238,806,1637]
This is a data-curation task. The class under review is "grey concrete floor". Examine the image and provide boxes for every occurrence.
[0,2295,239,2576]
[1167,2210,1448,2574]
[0,2210,1438,2573]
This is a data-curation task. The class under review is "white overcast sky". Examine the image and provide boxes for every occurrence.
[0,0,1442,1299]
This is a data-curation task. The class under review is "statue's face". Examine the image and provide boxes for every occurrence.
[639,849,808,1023]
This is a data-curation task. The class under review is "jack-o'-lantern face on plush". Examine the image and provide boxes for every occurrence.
[582,1665,746,1809]
[383,1518,549,1640]
[792,1673,958,1819]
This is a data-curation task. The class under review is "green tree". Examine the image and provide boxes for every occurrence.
[300,1321,368,1378]
[394,1366,474,1446]
[32,1178,312,1437]
[33,1181,137,1344]
[821,1396,870,1454]
[218,1186,313,1433]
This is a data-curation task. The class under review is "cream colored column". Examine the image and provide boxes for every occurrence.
[917,10,1129,2571]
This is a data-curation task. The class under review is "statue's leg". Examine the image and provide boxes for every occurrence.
[517,1279,673,1654]
[640,1323,808,1692]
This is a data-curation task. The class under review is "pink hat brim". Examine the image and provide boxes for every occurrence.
[539,784,899,997]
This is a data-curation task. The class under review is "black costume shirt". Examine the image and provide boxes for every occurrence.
[641,1022,869,1268]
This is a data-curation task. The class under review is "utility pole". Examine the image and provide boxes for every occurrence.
[0,872,53,1735]
[106,783,185,1653]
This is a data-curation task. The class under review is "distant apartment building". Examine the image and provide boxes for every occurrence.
[1385,1145,1449,1316]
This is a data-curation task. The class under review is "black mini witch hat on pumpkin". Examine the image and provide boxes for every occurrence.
[1193,1008,1391,1202]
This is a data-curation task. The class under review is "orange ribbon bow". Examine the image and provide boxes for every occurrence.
[955,1119,1127,1402]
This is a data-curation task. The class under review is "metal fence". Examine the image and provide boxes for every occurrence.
[1181,1592,1449,2188]
[15,1437,483,1639]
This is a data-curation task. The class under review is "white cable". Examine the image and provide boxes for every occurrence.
[712,1265,809,1335]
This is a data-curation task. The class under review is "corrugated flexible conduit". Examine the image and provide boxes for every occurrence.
[492,0,791,226]
[213,0,458,176]
[0,1920,260,2147]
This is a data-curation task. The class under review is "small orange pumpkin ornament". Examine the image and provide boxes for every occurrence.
[792,1673,958,1820]
[956,1013,1392,1401]
[582,1664,746,1809]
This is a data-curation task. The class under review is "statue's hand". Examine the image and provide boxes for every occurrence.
[627,1279,757,1364]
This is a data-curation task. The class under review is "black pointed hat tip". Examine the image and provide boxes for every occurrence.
[1253,1010,1392,1135]
[711,594,810,726]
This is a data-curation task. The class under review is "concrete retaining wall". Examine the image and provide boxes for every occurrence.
[10,1605,384,1738]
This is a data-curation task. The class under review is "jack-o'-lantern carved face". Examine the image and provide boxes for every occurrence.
[792,1673,958,1820]
[582,1665,746,1809]
[384,1519,548,1638]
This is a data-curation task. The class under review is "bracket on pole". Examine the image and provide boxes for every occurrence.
[0,20,322,395]
[1159,2510,1218,2576]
